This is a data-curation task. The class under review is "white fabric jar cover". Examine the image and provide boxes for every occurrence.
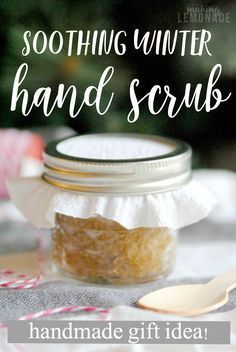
[7,134,217,230]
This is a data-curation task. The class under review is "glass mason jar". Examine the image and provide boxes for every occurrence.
[43,133,192,285]
[52,214,178,284]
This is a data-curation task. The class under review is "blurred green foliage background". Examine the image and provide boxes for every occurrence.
[0,0,235,168]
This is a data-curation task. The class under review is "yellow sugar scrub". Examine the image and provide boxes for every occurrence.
[7,133,216,285]
[53,214,177,284]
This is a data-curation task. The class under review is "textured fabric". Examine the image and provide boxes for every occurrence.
[0,277,236,323]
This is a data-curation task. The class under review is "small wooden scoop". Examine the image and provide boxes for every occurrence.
[138,270,236,316]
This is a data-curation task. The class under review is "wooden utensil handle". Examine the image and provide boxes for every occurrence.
[206,270,236,293]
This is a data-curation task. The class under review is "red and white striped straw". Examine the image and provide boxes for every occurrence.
[0,305,110,328]
[0,272,42,289]
[18,305,110,320]
[0,235,44,289]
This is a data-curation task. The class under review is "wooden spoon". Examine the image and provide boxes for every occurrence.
[138,270,236,316]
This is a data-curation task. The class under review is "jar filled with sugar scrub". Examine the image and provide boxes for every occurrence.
[8,133,216,285]
[52,214,177,284]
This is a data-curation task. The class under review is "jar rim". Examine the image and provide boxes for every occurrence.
[42,133,192,195]
[45,133,189,164]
